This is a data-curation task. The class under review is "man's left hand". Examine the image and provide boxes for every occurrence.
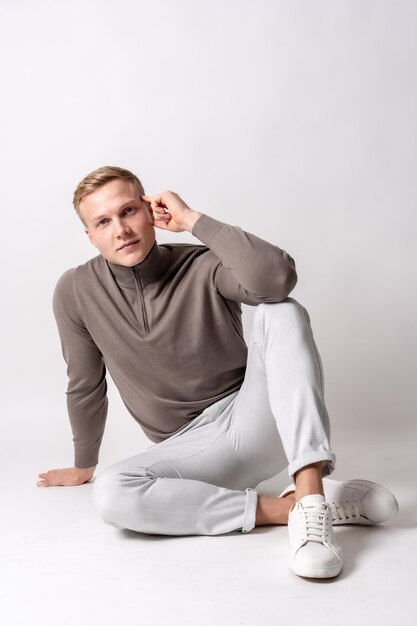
[141,191,202,233]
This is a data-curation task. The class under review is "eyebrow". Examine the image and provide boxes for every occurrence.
[92,199,140,224]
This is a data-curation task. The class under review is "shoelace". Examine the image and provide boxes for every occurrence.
[299,504,329,542]
[331,500,361,523]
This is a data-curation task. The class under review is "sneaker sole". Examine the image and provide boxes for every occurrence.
[329,479,399,525]
[291,560,343,579]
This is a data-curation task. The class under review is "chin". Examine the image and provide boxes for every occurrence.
[127,256,143,267]
[101,252,141,267]
[119,254,144,267]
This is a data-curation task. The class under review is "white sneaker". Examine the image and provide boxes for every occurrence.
[288,494,343,579]
[280,478,399,525]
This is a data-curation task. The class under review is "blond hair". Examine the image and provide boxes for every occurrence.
[73,166,145,225]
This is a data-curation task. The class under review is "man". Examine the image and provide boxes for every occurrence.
[39,166,398,579]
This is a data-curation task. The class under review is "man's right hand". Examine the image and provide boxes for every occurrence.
[37,466,96,487]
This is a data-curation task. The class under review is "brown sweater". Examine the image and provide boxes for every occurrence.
[52,214,297,468]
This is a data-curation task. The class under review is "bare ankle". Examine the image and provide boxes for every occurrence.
[294,462,324,501]
[255,494,294,526]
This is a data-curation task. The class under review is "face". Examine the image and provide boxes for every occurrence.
[81,179,155,266]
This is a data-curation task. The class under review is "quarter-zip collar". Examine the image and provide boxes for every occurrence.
[106,240,172,289]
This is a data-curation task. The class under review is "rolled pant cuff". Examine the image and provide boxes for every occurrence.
[241,488,258,533]
[287,451,336,482]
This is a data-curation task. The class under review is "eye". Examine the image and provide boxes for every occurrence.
[124,206,135,215]
[97,219,108,227]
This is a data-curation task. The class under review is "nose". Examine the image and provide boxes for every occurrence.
[115,217,131,238]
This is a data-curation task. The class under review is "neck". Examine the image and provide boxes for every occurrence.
[106,240,172,288]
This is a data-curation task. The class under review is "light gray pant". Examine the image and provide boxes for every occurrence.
[92,298,336,536]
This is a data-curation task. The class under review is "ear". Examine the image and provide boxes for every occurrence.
[85,228,98,248]
[146,205,155,222]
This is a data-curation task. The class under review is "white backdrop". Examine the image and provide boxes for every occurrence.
[1,0,415,471]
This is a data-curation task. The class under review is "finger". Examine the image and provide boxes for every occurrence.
[142,193,166,208]
[141,193,163,200]
[141,194,161,205]
[153,211,170,220]
[154,215,171,225]
[154,221,171,230]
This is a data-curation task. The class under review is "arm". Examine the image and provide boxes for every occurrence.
[49,268,108,471]
[191,213,297,305]
[141,190,297,305]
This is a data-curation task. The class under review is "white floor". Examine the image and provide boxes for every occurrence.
[1,430,415,626]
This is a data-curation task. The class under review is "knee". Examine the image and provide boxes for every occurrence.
[92,465,151,530]
[256,298,309,325]
[92,467,124,525]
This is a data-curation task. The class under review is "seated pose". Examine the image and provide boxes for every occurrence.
[38,166,398,579]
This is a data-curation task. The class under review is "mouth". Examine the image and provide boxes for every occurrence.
[118,240,140,251]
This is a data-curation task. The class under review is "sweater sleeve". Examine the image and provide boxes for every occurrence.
[52,268,108,468]
[192,214,298,305]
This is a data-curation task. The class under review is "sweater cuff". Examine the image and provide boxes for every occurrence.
[191,214,224,246]
[74,447,99,469]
